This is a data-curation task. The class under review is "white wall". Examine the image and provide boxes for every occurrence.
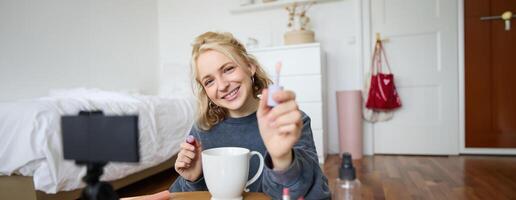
[158,0,360,154]
[0,0,159,101]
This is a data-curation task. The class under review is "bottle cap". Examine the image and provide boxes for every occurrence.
[339,152,356,180]
[283,188,289,196]
[186,135,196,145]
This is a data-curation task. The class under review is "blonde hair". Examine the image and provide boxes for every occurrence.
[191,32,271,131]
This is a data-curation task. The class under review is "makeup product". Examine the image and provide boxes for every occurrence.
[186,135,196,146]
[282,188,290,200]
[268,62,283,107]
[334,153,362,199]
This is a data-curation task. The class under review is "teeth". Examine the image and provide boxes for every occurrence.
[230,89,237,95]
[224,87,238,99]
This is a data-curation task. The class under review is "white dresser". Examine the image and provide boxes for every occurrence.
[249,43,327,164]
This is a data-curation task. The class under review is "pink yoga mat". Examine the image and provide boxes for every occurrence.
[336,91,363,159]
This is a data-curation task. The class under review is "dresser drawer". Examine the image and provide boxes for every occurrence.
[250,45,321,76]
[282,75,322,102]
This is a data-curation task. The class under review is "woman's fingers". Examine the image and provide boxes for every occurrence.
[175,148,195,169]
[175,159,192,171]
[272,90,296,103]
[178,154,193,164]
[181,149,196,160]
[180,142,195,151]
[175,160,188,169]
[257,89,270,118]
[174,140,203,182]
[271,110,301,128]
[267,100,298,122]
[278,123,299,134]
[177,142,196,161]
[259,90,297,120]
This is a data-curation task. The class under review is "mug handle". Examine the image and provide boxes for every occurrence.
[244,151,264,192]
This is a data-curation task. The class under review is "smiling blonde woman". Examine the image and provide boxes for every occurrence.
[169,32,330,199]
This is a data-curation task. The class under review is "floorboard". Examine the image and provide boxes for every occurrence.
[116,155,516,199]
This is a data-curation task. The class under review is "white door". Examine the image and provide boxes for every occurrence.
[370,0,459,154]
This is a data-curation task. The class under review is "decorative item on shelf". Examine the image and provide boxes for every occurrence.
[283,1,316,45]
[246,37,259,49]
[240,0,254,6]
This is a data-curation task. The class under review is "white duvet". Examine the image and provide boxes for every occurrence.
[0,88,195,193]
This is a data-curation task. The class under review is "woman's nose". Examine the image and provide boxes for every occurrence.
[216,78,229,91]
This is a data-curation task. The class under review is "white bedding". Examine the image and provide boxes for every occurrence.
[0,88,195,193]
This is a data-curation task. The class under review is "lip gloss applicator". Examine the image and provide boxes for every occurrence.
[186,135,196,146]
[267,62,283,107]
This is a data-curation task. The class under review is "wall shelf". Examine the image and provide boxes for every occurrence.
[230,0,342,14]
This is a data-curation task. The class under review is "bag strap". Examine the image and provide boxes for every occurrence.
[369,42,379,75]
[370,41,381,75]
[369,41,388,101]
[377,41,392,74]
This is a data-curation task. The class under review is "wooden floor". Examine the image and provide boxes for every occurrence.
[116,155,516,199]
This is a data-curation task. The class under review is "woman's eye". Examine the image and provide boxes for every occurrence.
[204,79,213,86]
[224,66,235,73]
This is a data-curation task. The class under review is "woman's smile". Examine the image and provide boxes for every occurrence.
[222,86,240,101]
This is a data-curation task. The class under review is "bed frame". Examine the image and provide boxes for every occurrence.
[0,155,177,200]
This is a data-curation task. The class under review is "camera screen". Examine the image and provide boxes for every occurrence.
[61,114,140,163]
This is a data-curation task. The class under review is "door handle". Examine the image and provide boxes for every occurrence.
[480,11,515,31]
[480,11,515,21]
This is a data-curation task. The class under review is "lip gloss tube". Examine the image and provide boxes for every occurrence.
[186,135,196,146]
[282,188,290,200]
[268,62,283,107]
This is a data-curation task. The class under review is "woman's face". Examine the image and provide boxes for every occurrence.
[197,50,257,117]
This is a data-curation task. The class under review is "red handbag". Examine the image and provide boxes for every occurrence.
[365,41,402,110]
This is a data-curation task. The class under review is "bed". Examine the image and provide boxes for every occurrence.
[0,88,195,199]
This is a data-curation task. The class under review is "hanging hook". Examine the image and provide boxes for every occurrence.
[375,32,389,45]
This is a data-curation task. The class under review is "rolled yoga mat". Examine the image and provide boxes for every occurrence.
[336,90,363,159]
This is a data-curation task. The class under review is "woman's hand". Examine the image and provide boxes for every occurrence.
[257,89,302,171]
[174,140,203,182]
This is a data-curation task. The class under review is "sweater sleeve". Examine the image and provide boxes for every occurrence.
[261,112,331,199]
[169,176,208,192]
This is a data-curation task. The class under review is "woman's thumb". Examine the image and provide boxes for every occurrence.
[257,89,269,117]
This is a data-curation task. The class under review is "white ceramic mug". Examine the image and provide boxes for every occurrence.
[202,147,264,200]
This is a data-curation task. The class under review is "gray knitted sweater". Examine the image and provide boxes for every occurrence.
[169,111,330,199]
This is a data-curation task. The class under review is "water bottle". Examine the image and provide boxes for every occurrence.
[334,153,361,200]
